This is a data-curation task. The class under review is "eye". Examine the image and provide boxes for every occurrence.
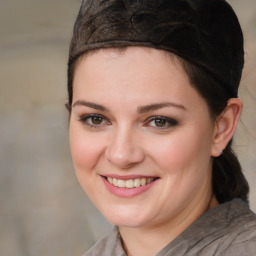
[146,116,178,129]
[88,116,104,125]
[79,114,110,128]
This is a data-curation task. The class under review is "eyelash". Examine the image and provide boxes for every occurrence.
[79,114,178,130]
[145,116,178,129]
[79,114,111,129]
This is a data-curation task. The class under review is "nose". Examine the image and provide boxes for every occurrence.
[105,126,145,169]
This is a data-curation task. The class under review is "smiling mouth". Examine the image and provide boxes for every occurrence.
[105,177,158,189]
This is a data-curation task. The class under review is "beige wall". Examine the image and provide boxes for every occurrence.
[0,0,255,255]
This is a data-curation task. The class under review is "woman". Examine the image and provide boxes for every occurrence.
[67,0,256,255]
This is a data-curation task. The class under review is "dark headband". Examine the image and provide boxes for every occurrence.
[69,0,244,97]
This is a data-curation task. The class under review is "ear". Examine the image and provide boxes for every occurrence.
[211,98,243,157]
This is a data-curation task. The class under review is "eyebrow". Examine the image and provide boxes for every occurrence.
[72,100,110,112]
[72,100,186,113]
[138,102,187,114]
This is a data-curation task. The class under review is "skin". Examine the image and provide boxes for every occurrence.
[69,47,242,256]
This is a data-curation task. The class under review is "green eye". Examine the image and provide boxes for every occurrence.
[154,118,167,127]
[147,116,178,129]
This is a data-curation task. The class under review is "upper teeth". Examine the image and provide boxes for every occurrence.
[107,177,154,188]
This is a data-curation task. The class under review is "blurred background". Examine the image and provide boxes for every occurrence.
[0,0,255,255]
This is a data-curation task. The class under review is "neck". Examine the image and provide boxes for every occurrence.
[119,194,218,256]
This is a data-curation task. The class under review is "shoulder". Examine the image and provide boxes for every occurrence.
[159,199,256,256]
[219,199,256,255]
[82,226,126,256]
[198,199,256,255]
[224,198,256,238]
[221,231,256,256]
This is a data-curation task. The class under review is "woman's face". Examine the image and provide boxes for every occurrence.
[70,47,217,229]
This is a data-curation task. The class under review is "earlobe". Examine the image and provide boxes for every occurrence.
[211,98,243,157]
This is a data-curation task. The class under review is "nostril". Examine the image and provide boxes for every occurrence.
[104,135,145,167]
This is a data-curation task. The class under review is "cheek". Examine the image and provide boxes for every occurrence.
[150,126,213,174]
[147,127,213,213]
[69,124,106,174]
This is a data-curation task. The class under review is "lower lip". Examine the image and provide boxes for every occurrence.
[101,177,158,198]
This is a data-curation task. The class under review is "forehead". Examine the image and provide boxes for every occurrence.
[73,47,187,90]
[72,47,207,113]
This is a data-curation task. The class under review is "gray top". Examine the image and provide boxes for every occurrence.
[83,199,256,256]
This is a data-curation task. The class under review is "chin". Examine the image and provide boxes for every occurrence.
[101,206,153,228]
[110,218,149,228]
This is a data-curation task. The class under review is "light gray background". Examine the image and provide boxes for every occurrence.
[0,0,255,255]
